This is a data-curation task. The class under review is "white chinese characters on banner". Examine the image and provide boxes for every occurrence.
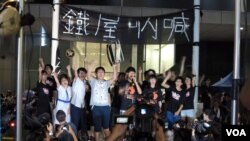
[128,18,158,40]
[75,11,90,36]
[63,9,77,34]
[62,9,191,41]
[95,14,120,39]
[163,12,190,42]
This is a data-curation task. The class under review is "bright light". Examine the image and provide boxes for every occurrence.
[240,27,244,30]
[10,122,15,127]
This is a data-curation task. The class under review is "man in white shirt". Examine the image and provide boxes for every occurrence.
[70,67,88,135]
[86,63,117,141]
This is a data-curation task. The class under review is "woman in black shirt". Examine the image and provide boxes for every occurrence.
[161,71,185,129]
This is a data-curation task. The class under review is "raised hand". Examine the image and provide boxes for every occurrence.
[138,66,143,74]
[38,65,43,72]
[66,65,71,70]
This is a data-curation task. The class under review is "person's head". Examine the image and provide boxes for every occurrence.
[41,70,48,82]
[203,109,215,122]
[146,69,156,80]
[118,72,126,81]
[59,74,69,87]
[38,113,51,130]
[205,78,211,86]
[95,67,105,80]
[212,100,220,108]
[175,76,184,88]
[126,67,136,81]
[149,75,157,87]
[45,64,53,75]
[56,110,66,124]
[77,67,87,80]
[224,93,230,101]
[185,76,192,86]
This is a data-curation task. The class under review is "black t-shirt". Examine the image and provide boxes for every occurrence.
[200,85,211,109]
[143,86,163,112]
[166,86,185,113]
[164,80,175,102]
[141,80,149,91]
[120,80,138,110]
[183,87,195,110]
[36,82,51,116]
[46,76,56,102]
[111,82,122,109]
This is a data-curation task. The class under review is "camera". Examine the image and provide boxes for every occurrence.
[62,123,69,130]
[192,120,211,135]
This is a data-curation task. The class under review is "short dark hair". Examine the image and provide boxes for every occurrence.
[147,69,156,75]
[41,70,47,75]
[38,113,51,125]
[59,74,69,83]
[126,67,136,73]
[149,74,157,80]
[175,76,184,83]
[77,67,87,74]
[95,67,105,73]
[204,109,215,121]
[45,64,53,71]
[56,110,66,123]
[118,72,126,77]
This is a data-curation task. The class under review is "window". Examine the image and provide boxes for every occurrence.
[145,44,175,74]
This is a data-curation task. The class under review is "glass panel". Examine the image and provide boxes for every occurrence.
[145,44,160,73]
[72,42,86,68]
[86,42,100,67]
[160,44,175,73]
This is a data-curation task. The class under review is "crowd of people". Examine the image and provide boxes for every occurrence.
[22,56,245,141]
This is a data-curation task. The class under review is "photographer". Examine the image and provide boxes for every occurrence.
[55,110,78,141]
[25,113,57,141]
[191,109,221,141]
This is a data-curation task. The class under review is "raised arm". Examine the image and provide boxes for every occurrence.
[38,65,43,83]
[192,74,196,87]
[39,57,45,69]
[66,65,72,82]
[52,72,60,88]
[138,66,143,85]
[109,64,117,85]
[132,77,142,95]
[179,56,186,76]
[161,71,171,89]
[199,74,205,86]
[175,104,183,116]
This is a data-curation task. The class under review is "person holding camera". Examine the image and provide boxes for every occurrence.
[191,109,221,141]
[55,110,78,141]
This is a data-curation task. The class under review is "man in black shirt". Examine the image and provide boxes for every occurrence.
[119,67,142,114]
[36,66,51,117]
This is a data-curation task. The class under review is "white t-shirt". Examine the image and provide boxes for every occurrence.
[54,85,72,124]
[71,78,86,108]
[90,78,111,106]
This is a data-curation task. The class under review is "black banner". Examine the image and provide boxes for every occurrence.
[59,5,194,44]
